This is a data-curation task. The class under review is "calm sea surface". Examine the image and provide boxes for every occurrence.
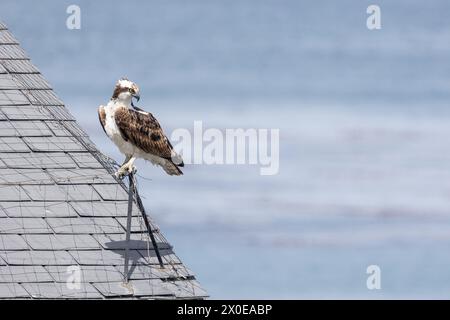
[2,0,450,298]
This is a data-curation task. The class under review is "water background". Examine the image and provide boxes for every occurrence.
[2,0,450,298]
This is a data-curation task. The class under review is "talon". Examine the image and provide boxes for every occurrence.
[128,165,137,174]
[115,167,127,179]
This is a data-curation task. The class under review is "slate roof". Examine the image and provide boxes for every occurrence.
[0,21,206,299]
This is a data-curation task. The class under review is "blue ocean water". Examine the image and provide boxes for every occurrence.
[2,0,450,298]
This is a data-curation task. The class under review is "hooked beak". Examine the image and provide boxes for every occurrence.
[131,92,140,108]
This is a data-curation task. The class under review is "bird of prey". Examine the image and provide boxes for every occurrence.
[98,78,184,178]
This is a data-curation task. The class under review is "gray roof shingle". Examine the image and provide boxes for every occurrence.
[0,201,78,217]
[1,250,77,266]
[0,22,206,299]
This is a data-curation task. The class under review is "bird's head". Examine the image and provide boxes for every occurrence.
[111,78,140,108]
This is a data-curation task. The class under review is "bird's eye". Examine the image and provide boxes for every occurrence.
[129,88,133,93]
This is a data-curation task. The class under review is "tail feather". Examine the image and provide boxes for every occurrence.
[170,151,184,167]
[143,154,183,176]
[162,160,183,176]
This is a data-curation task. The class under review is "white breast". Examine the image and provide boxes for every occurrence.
[103,102,135,156]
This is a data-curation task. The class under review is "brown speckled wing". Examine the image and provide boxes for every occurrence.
[114,106,174,159]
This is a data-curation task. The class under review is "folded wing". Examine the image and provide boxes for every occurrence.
[114,106,184,174]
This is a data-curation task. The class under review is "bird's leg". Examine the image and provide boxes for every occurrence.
[115,156,137,179]
[121,155,132,166]
[115,155,132,179]
[123,156,137,175]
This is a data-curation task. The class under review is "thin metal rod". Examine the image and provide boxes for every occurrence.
[130,174,165,268]
[123,173,134,283]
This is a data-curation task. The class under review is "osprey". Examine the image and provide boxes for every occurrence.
[98,78,184,178]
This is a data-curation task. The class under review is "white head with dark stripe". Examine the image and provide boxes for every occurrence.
[111,78,140,108]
